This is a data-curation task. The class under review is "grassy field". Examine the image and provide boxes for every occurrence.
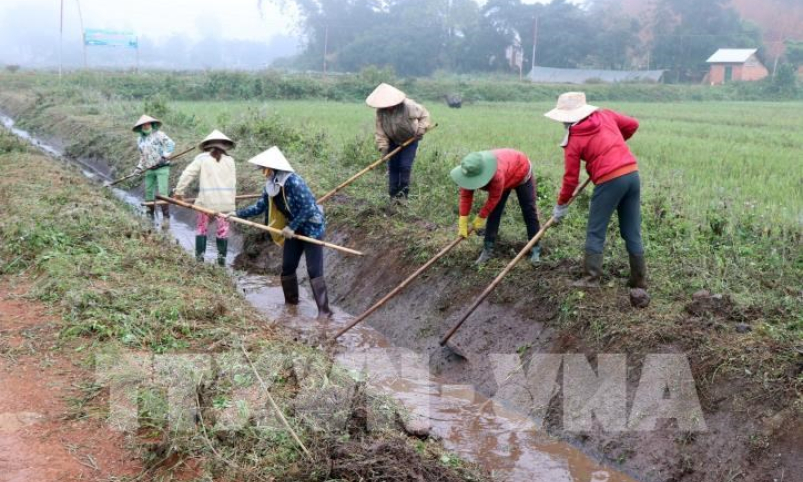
[1,75,800,404]
[169,99,802,230]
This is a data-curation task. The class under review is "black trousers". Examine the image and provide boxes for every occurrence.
[387,139,419,198]
[281,237,324,279]
[484,177,541,246]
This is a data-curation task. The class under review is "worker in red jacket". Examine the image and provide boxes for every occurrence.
[450,149,541,265]
[545,92,647,291]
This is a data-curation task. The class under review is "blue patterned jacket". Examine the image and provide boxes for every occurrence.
[236,174,326,239]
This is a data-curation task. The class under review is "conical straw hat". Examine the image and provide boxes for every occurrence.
[132,114,161,132]
[247,146,294,172]
[544,92,598,123]
[365,83,406,108]
[199,129,235,152]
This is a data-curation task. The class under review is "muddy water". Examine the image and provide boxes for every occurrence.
[2,115,637,482]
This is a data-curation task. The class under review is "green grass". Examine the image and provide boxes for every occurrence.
[168,99,803,230]
[0,131,487,482]
[0,75,800,408]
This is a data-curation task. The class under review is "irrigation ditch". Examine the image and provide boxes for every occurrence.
[0,114,642,482]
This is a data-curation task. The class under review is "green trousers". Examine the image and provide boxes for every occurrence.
[144,166,170,202]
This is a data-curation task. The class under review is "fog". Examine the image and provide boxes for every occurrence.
[0,0,300,69]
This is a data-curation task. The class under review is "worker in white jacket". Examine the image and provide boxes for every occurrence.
[173,130,237,266]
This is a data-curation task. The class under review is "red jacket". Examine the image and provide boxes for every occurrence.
[459,149,532,218]
[557,110,639,205]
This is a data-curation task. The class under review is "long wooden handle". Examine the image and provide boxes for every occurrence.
[439,178,592,347]
[316,124,438,204]
[333,233,467,340]
[156,195,364,257]
[107,145,196,187]
[142,193,262,207]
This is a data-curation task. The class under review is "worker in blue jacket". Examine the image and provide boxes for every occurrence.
[235,147,330,319]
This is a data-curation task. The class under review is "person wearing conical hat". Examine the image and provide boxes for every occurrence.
[173,130,237,266]
[366,83,431,204]
[450,149,542,265]
[544,92,647,297]
[132,115,175,228]
[234,147,331,319]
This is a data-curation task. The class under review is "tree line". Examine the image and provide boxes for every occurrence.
[273,0,794,82]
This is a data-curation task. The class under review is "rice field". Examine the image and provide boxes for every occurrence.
[168,99,803,230]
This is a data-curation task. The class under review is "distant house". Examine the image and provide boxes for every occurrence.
[705,49,769,85]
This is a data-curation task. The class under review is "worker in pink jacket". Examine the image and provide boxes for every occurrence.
[545,92,647,293]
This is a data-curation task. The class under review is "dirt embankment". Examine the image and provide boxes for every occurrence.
[0,281,143,482]
[1,88,800,482]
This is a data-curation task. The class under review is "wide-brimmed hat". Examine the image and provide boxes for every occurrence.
[132,114,161,132]
[199,129,235,153]
[450,151,498,190]
[544,92,599,123]
[247,146,294,172]
[365,83,406,109]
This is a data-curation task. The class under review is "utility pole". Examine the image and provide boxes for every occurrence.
[323,24,328,77]
[531,16,539,72]
[59,0,64,79]
[75,0,87,69]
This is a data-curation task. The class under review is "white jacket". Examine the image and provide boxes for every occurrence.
[174,153,237,213]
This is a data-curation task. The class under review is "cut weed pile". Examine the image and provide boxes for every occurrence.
[0,130,487,481]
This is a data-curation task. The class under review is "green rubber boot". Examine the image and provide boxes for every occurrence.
[216,238,228,267]
[195,235,207,262]
[475,241,495,265]
[627,253,648,289]
[529,244,542,266]
[572,252,603,288]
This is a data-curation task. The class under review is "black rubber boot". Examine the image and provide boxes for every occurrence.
[281,274,300,305]
[627,253,648,289]
[195,235,207,262]
[216,238,228,267]
[572,252,603,288]
[146,206,156,222]
[160,204,170,230]
[309,276,332,319]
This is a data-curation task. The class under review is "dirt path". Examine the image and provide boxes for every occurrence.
[0,280,140,482]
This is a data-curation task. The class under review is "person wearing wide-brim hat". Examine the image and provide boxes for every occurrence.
[234,147,331,318]
[173,130,237,266]
[450,149,542,265]
[544,92,647,294]
[132,114,175,228]
[366,83,432,205]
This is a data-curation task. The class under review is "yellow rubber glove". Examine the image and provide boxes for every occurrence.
[458,216,469,238]
[472,216,487,232]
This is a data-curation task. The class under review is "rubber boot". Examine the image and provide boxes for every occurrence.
[146,206,156,223]
[280,274,300,305]
[572,252,603,288]
[529,244,542,266]
[309,276,332,319]
[627,253,648,289]
[475,241,494,265]
[160,204,170,230]
[216,238,228,267]
[195,235,207,262]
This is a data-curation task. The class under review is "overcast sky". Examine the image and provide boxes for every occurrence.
[0,0,579,44]
[0,0,581,67]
